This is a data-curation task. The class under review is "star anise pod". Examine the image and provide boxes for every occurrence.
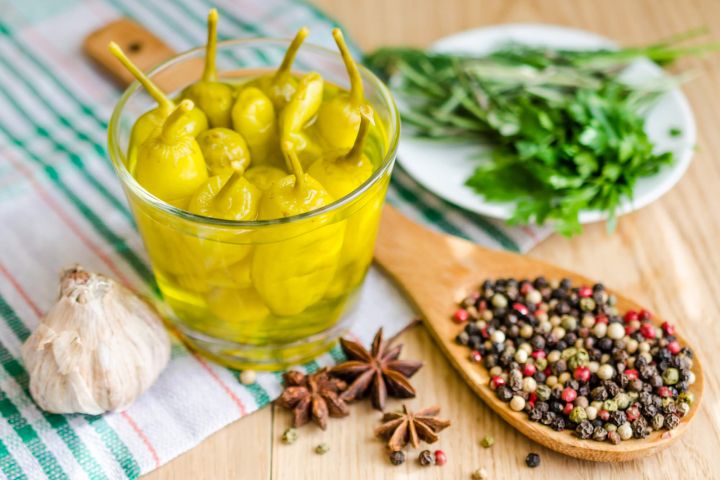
[276,368,349,430]
[375,404,451,451]
[331,327,423,410]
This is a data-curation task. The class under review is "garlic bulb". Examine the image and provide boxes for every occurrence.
[21,266,170,415]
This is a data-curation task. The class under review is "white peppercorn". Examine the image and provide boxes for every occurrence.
[510,395,526,412]
[492,293,508,308]
[607,323,625,340]
[523,377,537,393]
[597,364,614,380]
[491,330,506,344]
[593,323,607,338]
[514,349,528,364]
[618,422,633,440]
[586,406,598,421]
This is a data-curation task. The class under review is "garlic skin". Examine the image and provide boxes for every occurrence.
[21,266,170,415]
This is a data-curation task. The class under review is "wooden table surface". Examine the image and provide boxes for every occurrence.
[146,1,720,478]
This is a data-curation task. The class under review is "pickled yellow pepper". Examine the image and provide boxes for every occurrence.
[252,148,344,315]
[257,27,309,109]
[108,42,208,173]
[316,28,367,151]
[181,9,235,128]
[134,100,208,207]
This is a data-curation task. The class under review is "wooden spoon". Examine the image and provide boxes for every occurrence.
[374,205,703,462]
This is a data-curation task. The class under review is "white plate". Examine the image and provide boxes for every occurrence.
[396,24,697,223]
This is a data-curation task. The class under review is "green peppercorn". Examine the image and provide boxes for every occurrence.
[580,297,596,312]
[281,428,298,444]
[315,443,330,455]
[569,350,590,369]
[605,423,617,432]
[561,347,577,360]
[535,358,548,371]
[652,413,665,430]
[481,435,495,448]
[536,384,551,402]
[662,368,679,385]
[561,315,577,331]
[603,399,618,412]
[678,391,695,406]
[615,393,631,410]
[569,406,587,424]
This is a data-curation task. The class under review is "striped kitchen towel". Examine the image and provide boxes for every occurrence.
[0,0,550,478]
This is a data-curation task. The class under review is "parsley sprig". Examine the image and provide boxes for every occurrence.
[365,29,717,235]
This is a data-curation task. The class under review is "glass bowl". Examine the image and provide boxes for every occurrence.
[108,38,399,370]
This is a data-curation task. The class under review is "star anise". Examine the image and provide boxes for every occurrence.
[276,368,349,430]
[375,404,451,451]
[331,327,423,410]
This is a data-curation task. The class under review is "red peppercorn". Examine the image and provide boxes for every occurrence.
[595,314,608,325]
[490,376,505,390]
[563,402,574,415]
[639,309,652,321]
[624,310,638,323]
[661,321,676,336]
[481,327,489,339]
[578,286,592,298]
[531,350,546,360]
[625,325,636,336]
[523,363,537,377]
[574,366,591,382]
[658,386,672,398]
[640,323,656,339]
[667,341,681,355]
[520,283,533,295]
[625,406,640,422]
[624,369,639,381]
[543,366,552,377]
[470,350,482,363]
[535,309,546,318]
[434,450,447,466]
[528,392,537,408]
[561,387,577,403]
[512,303,529,316]
[453,308,469,323]
[477,299,487,312]
[598,409,610,421]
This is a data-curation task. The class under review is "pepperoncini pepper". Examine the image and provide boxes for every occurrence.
[231,86,279,165]
[256,27,309,109]
[188,171,260,221]
[196,128,251,176]
[134,100,208,207]
[109,42,208,173]
[279,72,324,168]
[180,9,235,128]
[316,28,367,152]
[308,112,373,198]
[244,165,287,191]
[251,148,344,315]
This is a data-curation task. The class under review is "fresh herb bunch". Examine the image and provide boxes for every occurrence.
[365,30,717,235]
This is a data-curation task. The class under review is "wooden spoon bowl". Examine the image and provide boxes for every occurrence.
[374,206,704,462]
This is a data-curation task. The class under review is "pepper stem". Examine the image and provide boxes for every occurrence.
[213,170,242,211]
[161,100,193,141]
[109,42,173,110]
[284,144,306,191]
[201,9,219,82]
[274,27,309,82]
[332,28,363,106]
[343,107,372,162]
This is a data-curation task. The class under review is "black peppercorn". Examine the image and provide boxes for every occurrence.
[497,386,513,402]
[552,417,566,431]
[665,413,680,430]
[418,449,434,466]
[609,411,626,426]
[525,452,541,468]
[528,408,543,422]
[389,451,405,466]
[576,421,594,439]
[591,386,608,401]
[593,426,608,441]
[541,412,556,426]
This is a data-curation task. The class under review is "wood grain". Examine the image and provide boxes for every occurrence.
[374,205,703,462]
[144,0,720,478]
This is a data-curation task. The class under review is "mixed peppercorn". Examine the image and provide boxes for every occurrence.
[454,277,696,444]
